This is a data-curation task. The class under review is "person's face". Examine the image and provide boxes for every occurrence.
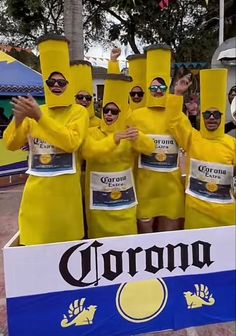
[129,86,144,103]
[75,90,92,108]
[149,78,167,98]
[45,73,68,95]
[103,103,120,125]
[228,87,236,104]
[202,108,222,131]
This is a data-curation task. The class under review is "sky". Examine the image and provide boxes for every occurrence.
[85,43,132,69]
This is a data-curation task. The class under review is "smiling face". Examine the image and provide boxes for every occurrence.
[75,90,92,108]
[103,102,120,125]
[129,86,144,103]
[45,72,68,96]
[149,78,167,98]
[202,108,222,131]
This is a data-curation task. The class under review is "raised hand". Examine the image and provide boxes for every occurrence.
[174,77,192,96]
[110,47,121,61]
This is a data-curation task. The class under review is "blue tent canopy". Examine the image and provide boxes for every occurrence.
[174,62,209,69]
[0,51,44,97]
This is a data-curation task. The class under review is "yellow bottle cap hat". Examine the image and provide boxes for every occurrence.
[144,44,171,108]
[200,68,227,139]
[102,74,132,132]
[37,34,74,108]
[70,60,95,118]
[127,54,146,110]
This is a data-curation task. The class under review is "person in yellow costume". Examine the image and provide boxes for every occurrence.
[3,34,89,245]
[108,48,146,112]
[167,68,236,229]
[82,73,154,238]
[70,60,100,127]
[128,45,185,233]
[126,54,146,111]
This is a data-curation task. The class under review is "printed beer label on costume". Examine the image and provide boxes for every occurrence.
[138,134,179,172]
[90,168,137,210]
[26,137,76,177]
[186,159,235,204]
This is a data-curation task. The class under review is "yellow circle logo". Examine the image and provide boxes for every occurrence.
[39,154,52,165]
[110,190,122,200]
[155,152,166,162]
[206,182,218,193]
[116,279,168,323]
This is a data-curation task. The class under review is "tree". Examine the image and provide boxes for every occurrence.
[1,0,64,47]
[64,0,84,59]
[1,0,235,63]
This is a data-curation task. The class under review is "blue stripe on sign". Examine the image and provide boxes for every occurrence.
[6,270,236,336]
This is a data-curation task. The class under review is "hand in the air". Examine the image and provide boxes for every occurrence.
[110,47,121,61]
[174,78,192,96]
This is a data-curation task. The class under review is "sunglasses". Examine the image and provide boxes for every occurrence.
[75,94,92,101]
[46,78,68,88]
[149,84,167,93]
[202,110,222,120]
[103,107,120,115]
[130,91,144,98]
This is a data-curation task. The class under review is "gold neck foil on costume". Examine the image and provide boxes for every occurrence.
[37,35,74,108]
[145,44,171,108]
[101,74,132,133]
[200,69,227,139]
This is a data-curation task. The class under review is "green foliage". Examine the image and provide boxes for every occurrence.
[0,0,235,62]
[8,48,40,71]
[1,0,64,46]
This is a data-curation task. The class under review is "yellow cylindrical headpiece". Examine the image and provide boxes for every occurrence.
[145,44,171,108]
[126,54,146,110]
[37,34,74,108]
[70,60,95,118]
[101,74,132,133]
[107,60,120,74]
[200,69,227,139]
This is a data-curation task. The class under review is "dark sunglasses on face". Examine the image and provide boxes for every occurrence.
[129,91,144,98]
[149,84,167,93]
[103,107,120,115]
[46,78,68,88]
[202,110,222,120]
[75,94,92,101]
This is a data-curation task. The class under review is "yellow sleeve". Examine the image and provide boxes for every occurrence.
[166,94,193,151]
[107,60,120,74]
[89,115,101,127]
[3,118,29,151]
[132,131,155,155]
[36,107,89,153]
[82,132,117,160]
[233,138,236,166]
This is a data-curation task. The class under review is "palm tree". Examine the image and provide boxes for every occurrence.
[64,0,84,59]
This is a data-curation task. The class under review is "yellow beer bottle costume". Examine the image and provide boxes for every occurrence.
[82,74,154,238]
[126,54,146,111]
[167,69,236,228]
[3,35,89,245]
[70,60,100,127]
[128,45,185,221]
